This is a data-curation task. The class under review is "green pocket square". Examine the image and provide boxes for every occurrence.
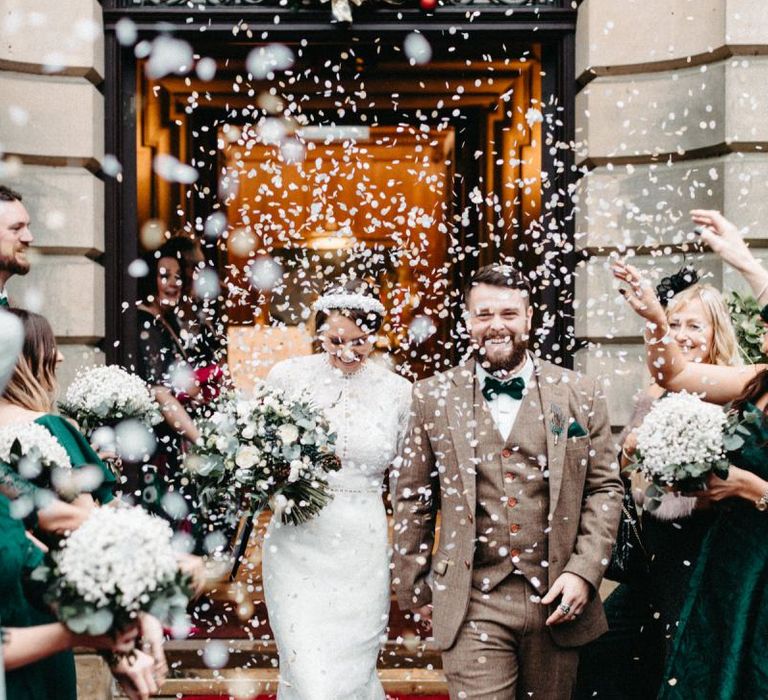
[567,420,588,439]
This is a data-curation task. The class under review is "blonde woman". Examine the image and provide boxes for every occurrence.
[576,274,742,700]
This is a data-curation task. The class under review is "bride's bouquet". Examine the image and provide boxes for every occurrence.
[184,384,341,527]
[32,505,190,636]
[633,392,741,510]
[0,422,86,505]
[59,365,162,436]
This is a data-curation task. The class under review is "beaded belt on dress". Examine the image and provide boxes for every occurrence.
[327,486,381,495]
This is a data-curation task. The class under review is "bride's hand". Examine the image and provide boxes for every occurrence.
[612,260,667,327]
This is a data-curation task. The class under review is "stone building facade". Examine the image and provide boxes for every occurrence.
[4,1,766,427]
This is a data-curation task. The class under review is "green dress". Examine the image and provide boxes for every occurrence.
[34,414,116,505]
[0,493,77,699]
[660,403,768,699]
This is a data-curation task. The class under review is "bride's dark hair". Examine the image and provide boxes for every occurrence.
[314,278,383,335]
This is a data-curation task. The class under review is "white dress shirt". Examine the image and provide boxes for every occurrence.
[476,354,535,442]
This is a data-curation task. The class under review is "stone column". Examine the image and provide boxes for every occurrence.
[0,0,106,388]
[573,0,768,426]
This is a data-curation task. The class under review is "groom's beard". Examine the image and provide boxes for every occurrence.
[473,331,529,376]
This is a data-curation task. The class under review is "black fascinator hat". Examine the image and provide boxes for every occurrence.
[655,266,700,307]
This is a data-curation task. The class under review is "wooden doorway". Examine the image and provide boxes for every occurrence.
[135,43,544,378]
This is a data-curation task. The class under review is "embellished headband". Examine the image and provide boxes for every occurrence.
[656,265,699,307]
[313,292,385,316]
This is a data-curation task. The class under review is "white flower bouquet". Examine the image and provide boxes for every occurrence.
[59,365,162,436]
[32,505,190,636]
[0,422,80,503]
[184,384,341,527]
[633,392,742,510]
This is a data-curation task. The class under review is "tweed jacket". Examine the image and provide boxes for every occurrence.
[392,356,623,649]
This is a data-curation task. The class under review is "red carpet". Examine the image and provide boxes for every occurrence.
[183,696,448,699]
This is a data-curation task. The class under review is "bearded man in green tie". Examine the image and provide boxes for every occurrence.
[0,186,33,308]
[393,264,623,699]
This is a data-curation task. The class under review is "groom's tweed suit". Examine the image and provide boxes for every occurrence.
[393,356,623,699]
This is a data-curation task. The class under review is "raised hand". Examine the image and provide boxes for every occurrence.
[612,260,667,328]
[690,210,754,271]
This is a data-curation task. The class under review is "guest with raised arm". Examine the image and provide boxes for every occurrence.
[613,210,768,699]
[576,272,743,699]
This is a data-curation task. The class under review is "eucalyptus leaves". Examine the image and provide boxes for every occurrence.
[726,291,768,364]
[184,384,341,527]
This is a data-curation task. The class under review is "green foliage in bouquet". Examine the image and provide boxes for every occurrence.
[185,386,342,528]
[726,291,768,364]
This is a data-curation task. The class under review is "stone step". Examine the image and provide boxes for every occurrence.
[114,668,447,698]
[164,639,443,671]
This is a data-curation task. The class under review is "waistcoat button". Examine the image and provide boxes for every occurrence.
[510,523,521,533]
[507,497,518,508]
[501,448,512,459]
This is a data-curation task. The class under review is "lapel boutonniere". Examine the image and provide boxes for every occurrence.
[550,403,565,446]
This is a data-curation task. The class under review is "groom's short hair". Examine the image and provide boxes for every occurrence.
[464,264,532,306]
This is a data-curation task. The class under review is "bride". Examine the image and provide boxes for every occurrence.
[262,279,413,699]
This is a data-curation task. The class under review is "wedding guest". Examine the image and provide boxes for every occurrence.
[575,275,743,699]
[154,235,226,409]
[0,185,32,308]
[0,308,116,506]
[135,242,201,540]
[0,482,168,700]
[614,210,768,699]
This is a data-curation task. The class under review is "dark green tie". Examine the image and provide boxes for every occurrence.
[482,375,525,402]
[0,296,8,308]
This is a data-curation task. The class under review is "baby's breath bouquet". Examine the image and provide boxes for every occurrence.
[59,365,162,436]
[633,392,742,510]
[184,384,341,527]
[0,422,81,505]
[32,505,190,636]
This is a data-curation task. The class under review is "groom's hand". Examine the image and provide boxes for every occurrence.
[412,604,433,632]
[542,572,591,626]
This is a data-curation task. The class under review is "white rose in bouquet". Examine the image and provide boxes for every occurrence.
[185,384,341,527]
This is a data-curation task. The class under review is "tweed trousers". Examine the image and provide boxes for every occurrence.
[442,573,580,700]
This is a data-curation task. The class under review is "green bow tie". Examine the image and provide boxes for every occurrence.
[0,296,8,308]
[482,375,525,401]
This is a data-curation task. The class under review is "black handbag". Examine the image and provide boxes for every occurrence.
[605,477,650,583]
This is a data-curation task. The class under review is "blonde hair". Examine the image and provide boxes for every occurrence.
[2,309,58,412]
[666,284,742,367]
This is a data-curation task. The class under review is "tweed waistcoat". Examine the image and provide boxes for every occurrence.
[472,376,550,593]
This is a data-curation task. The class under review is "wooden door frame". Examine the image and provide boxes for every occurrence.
[100,0,577,368]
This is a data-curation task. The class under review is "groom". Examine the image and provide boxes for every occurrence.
[393,264,622,699]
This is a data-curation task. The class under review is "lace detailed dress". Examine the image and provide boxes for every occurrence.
[262,353,412,700]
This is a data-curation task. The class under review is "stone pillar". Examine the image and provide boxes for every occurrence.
[573,0,768,426]
[0,0,106,388]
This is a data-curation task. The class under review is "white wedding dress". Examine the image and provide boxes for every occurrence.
[262,353,412,700]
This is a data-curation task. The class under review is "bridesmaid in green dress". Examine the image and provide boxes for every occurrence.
[0,309,116,505]
[614,209,768,699]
